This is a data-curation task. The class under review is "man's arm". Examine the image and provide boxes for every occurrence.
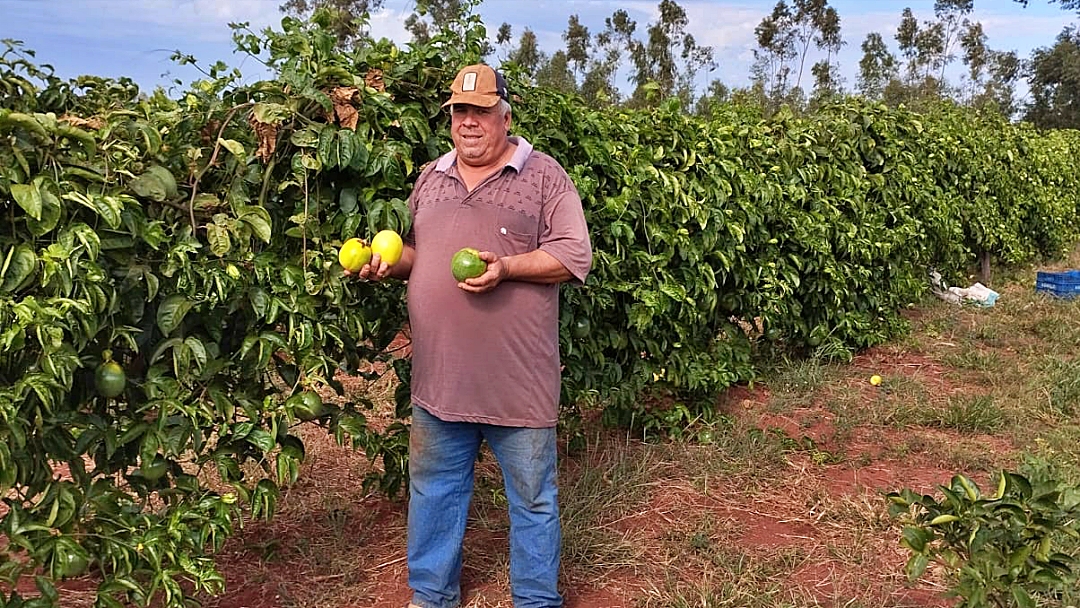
[457,249,572,294]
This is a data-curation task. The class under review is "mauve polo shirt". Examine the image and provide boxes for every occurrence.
[404,136,592,428]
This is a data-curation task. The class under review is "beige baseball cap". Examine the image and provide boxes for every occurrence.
[442,64,510,108]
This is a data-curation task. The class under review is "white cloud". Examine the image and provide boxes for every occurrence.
[576,0,762,51]
[183,0,283,25]
[978,14,1074,41]
[367,6,413,44]
[841,10,908,42]
[682,3,763,50]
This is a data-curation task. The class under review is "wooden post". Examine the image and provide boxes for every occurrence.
[979,250,992,286]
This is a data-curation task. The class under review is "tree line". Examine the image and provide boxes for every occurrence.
[279,0,1079,128]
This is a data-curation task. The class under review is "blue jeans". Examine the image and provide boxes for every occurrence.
[407,405,562,608]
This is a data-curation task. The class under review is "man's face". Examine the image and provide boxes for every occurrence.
[450,103,511,168]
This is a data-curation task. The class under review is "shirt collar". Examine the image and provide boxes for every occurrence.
[435,136,533,173]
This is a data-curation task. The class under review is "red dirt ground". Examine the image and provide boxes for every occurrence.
[192,375,986,608]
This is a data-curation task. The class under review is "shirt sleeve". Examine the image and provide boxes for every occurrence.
[404,163,437,247]
[538,174,593,286]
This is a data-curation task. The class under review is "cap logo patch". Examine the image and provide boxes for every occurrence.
[462,72,478,91]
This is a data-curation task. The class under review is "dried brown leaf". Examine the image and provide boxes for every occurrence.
[247,113,278,163]
[364,68,385,92]
[331,86,360,131]
[59,114,105,130]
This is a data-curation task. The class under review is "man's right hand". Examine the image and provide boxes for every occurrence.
[343,253,392,281]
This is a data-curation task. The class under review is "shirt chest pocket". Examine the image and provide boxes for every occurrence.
[492,206,539,256]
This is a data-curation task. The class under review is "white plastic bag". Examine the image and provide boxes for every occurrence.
[929,270,1000,307]
[947,282,1000,307]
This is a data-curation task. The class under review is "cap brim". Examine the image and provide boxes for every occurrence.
[441,92,503,108]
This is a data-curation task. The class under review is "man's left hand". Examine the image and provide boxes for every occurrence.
[459,251,508,293]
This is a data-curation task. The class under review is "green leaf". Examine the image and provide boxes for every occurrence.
[277,450,301,486]
[157,294,193,335]
[215,453,242,481]
[11,182,42,220]
[317,126,337,169]
[398,111,431,144]
[0,442,16,496]
[336,411,369,440]
[246,428,275,453]
[183,336,207,370]
[207,224,231,256]
[290,126,320,148]
[348,138,369,172]
[991,470,1007,500]
[900,526,930,553]
[129,173,168,202]
[126,120,160,156]
[365,199,385,235]
[1011,586,1034,608]
[250,478,278,520]
[218,138,246,158]
[1031,568,1065,586]
[249,288,270,318]
[1007,473,1032,498]
[143,268,160,300]
[390,197,411,234]
[26,190,61,236]
[954,474,979,501]
[238,206,273,243]
[252,102,291,124]
[339,188,358,214]
[381,155,404,188]
[35,574,59,602]
[300,154,321,171]
[117,421,149,447]
[660,281,688,303]
[0,244,37,293]
[330,128,355,168]
[69,223,101,261]
[905,553,930,580]
[91,194,124,229]
[145,165,178,198]
[194,193,223,210]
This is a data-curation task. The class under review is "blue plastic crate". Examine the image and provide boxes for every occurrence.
[1035,270,1080,300]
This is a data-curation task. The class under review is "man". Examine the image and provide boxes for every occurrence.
[354,64,592,608]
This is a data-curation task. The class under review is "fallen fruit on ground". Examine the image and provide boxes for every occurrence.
[371,230,404,266]
[870,374,882,386]
[338,238,372,272]
[451,247,486,282]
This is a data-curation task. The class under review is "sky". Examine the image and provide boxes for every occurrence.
[1,0,1077,102]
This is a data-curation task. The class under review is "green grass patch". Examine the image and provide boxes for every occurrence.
[923,394,1006,434]
[558,439,659,575]
[1042,357,1080,417]
[942,348,1002,372]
